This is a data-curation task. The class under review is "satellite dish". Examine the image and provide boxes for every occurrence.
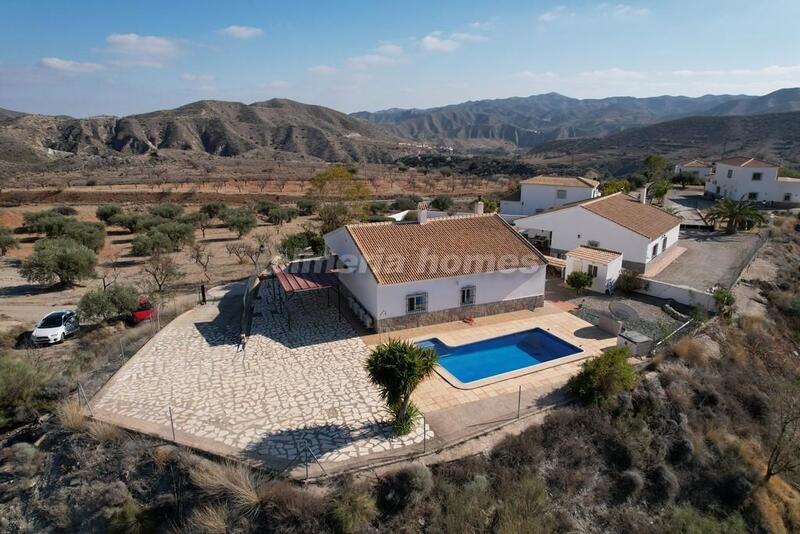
[609,302,639,321]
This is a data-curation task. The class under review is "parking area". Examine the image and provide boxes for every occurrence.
[652,230,764,290]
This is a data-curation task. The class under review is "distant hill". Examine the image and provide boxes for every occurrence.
[354,89,800,150]
[0,99,406,164]
[0,107,26,120]
[531,110,800,167]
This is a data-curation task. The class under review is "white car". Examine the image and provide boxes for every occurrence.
[31,310,80,345]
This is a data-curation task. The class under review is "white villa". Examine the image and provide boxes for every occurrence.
[514,192,683,274]
[324,207,548,332]
[500,175,600,217]
[705,156,800,206]
[674,159,713,177]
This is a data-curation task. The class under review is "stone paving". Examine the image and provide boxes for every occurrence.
[92,280,427,467]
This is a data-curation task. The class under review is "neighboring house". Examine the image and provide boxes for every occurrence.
[705,156,800,206]
[514,192,682,273]
[674,159,713,177]
[324,210,547,332]
[565,246,623,294]
[500,175,600,216]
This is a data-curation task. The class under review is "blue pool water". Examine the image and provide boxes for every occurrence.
[417,328,582,384]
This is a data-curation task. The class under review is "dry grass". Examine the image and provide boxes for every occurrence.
[188,504,229,534]
[87,420,125,443]
[55,398,87,431]
[151,445,179,469]
[189,460,266,516]
[672,337,707,366]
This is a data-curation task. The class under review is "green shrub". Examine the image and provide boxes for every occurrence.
[378,464,433,513]
[296,198,319,215]
[369,201,388,215]
[253,200,279,216]
[279,231,325,259]
[429,475,493,533]
[266,207,296,225]
[615,269,644,293]
[328,487,376,534]
[713,288,735,318]
[53,205,78,216]
[495,476,557,534]
[616,469,645,501]
[96,203,123,223]
[23,210,70,235]
[0,355,47,429]
[147,203,183,219]
[661,506,747,534]
[391,195,422,211]
[108,212,143,233]
[0,225,20,256]
[108,500,155,534]
[222,207,257,238]
[21,238,97,285]
[200,201,226,219]
[319,203,352,233]
[567,346,636,405]
[566,271,593,294]
[430,195,453,211]
[78,285,139,322]
[131,222,194,256]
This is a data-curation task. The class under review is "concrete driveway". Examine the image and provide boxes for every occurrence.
[652,230,763,290]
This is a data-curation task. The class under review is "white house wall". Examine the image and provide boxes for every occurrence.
[709,163,800,203]
[323,228,379,318]
[644,225,681,263]
[501,184,598,216]
[376,267,546,320]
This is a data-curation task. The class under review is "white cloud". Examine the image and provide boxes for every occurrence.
[181,73,215,81]
[514,70,559,80]
[308,65,337,74]
[539,6,569,22]
[346,53,396,69]
[103,33,179,67]
[579,67,646,79]
[597,3,650,17]
[217,25,264,39]
[671,65,800,77]
[375,44,403,56]
[469,20,495,30]
[451,32,488,42]
[40,57,103,73]
[420,33,460,52]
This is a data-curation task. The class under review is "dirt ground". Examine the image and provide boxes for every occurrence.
[0,202,315,331]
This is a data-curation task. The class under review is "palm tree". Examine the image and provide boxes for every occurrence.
[706,198,767,234]
[365,338,438,434]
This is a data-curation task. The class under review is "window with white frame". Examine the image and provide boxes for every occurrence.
[662,236,667,252]
[587,265,598,278]
[652,242,660,257]
[406,293,427,314]
[556,189,567,199]
[727,169,733,178]
[752,172,762,181]
[460,286,475,306]
[747,192,758,200]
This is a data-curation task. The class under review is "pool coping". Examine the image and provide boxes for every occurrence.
[418,328,589,391]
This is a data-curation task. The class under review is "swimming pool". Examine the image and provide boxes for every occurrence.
[417,328,582,386]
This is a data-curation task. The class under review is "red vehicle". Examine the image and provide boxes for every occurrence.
[131,295,155,323]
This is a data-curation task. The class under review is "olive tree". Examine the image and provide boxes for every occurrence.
[21,238,97,286]
[77,284,138,322]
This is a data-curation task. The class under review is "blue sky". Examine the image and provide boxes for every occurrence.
[2,0,800,117]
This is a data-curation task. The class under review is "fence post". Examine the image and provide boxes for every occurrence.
[517,386,522,419]
[78,383,94,417]
[168,406,176,441]
[120,339,125,358]
[422,416,427,453]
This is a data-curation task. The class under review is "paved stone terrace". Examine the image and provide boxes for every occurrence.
[91,280,427,469]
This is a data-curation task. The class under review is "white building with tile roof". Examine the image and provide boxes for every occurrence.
[513,193,682,274]
[705,156,800,205]
[501,175,600,217]
[564,246,623,294]
[324,209,548,332]
[674,159,713,177]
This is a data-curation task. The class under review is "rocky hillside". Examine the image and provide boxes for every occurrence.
[0,99,406,164]
[0,107,26,120]
[354,89,800,150]
[531,110,800,167]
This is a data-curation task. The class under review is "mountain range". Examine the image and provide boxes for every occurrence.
[1,88,800,167]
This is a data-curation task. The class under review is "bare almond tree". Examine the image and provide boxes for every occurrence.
[764,379,800,483]
[143,254,184,294]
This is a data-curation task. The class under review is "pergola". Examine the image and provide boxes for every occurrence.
[270,257,341,331]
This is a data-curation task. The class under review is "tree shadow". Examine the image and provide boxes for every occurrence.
[241,420,397,469]
[193,284,245,346]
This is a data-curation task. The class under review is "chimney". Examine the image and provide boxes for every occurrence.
[640,185,648,204]
[474,196,484,215]
[417,201,429,224]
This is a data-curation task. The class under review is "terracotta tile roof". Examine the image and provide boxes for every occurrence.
[580,193,682,240]
[519,193,682,240]
[344,214,546,285]
[520,175,600,188]
[679,159,709,168]
[717,156,777,168]
[567,245,622,265]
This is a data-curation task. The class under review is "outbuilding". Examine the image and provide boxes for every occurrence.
[564,245,623,294]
